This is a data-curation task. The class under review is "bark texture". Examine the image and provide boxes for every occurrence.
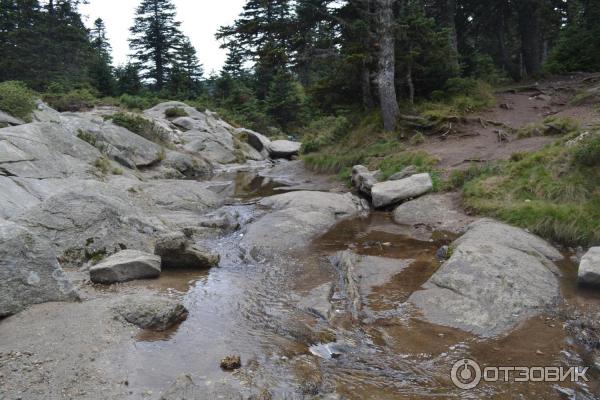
[376,0,399,132]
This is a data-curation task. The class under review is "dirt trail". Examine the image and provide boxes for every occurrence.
[412,74,600,173]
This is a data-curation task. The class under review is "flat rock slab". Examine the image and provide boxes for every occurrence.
[578,247,600,287]
[371,173,433,208]
[268,140,301,159]
[0,219,78,317]
[90,250,161,284]
[240,191,368,257]
[114,296,188,331]
[408,219,561,337]
[392,193,475,233]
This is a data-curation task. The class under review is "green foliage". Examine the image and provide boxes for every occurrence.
[0,81,36,121]
[420,79,495,120]
[462,139,600,246]
[164,107,188,119]
[43,88,97,112]
[300,116,350,154]
[118,94,160,110]
[76,129,97,147]
[109,112,170,145]
[445,163,501,190]
[573,136,600,167]
[266,70,304,130]
[517,116,580,138]
[409,132,425,145]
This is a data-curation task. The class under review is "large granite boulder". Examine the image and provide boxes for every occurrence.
[0,219,78,317]
[578,247,600,287]
[371,173,433,208]
[240,191,368,257]
[0,110,25,126]
[89,250,161,284]
[268,140,301,159]
[234,128,271,158]
[408,219,561,337]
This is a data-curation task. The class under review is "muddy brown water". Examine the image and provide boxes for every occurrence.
[113,169,599,399]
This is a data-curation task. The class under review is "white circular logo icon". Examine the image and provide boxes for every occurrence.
[451,358,482,389]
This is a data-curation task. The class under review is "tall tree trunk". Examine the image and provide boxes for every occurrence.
[361,62,374,110]
[517,0,542,78]
[437,0,459,74]
[376,0,399,132]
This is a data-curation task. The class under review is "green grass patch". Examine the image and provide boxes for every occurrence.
[108,112,171,145]
[462,135,600,246]
[517,116,580,138]
[419,79,496,122]
[0,81,37,121]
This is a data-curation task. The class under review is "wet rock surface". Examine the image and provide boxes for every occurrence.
[578,247,600,287]
[89,249,161,284]
[155,232,220,269]
[409,219,561,337]
[114,295,188,331]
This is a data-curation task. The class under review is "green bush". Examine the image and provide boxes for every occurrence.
[573,136,600,167]
[0,81,37,121]
[109,112,170,145]
[119,94,161,110]
[44,88,97,112]
[165,107,188,119]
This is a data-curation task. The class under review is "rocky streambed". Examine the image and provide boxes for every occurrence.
[0,102,599,399]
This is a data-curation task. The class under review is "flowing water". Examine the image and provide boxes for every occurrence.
[118,164,599,399]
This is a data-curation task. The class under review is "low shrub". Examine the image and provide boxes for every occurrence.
[517,116,580,138]
[0,81,37,121]
[109,112,170,145]
[119,94,161,110]
[164,107,188,119]
[301,116,349,154]
[573,136,600,167]
[44,88,97,112]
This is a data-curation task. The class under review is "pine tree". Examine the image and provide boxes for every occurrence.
[129,0,183,90]
[266,69,303,129]
[169,37,203,97]
[221,41,246,78]
[115,63,142,95]
[89,18,115,95]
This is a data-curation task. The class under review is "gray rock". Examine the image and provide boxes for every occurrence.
[268,140,301,159]
[132,180,222,212]
[15,181,165,265]
[235,128,271,156]
[155,232,220,269]
[182,129,238,164]
[89,250,161,284]
[351,165,378,195]
[60,113,164,168]
[408,219,561,337]
[159,374,243,400]
[240,191,367,257]
[0,219,78,317]
[370,173,433,208]
[31,100,61,123]
[298,283,334,320]
[392,193,475,233]
[114,296,188,331]
[578,247,600,287]
[0,110,25,126]
[388,165,418,180]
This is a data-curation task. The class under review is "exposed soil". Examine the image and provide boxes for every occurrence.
[412,74,600,173]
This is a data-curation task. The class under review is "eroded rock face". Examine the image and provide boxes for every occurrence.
[0,110,25,126]
[89,250,161,284]
[240,191,368,257]
[408,219,561,337]
[268,140,301,159]
[578,247,600,287]
[0,219,78,317]
[114,296,188,331]
[155,232,220,269]
[371,173,433,208]
[15,181,166,265]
